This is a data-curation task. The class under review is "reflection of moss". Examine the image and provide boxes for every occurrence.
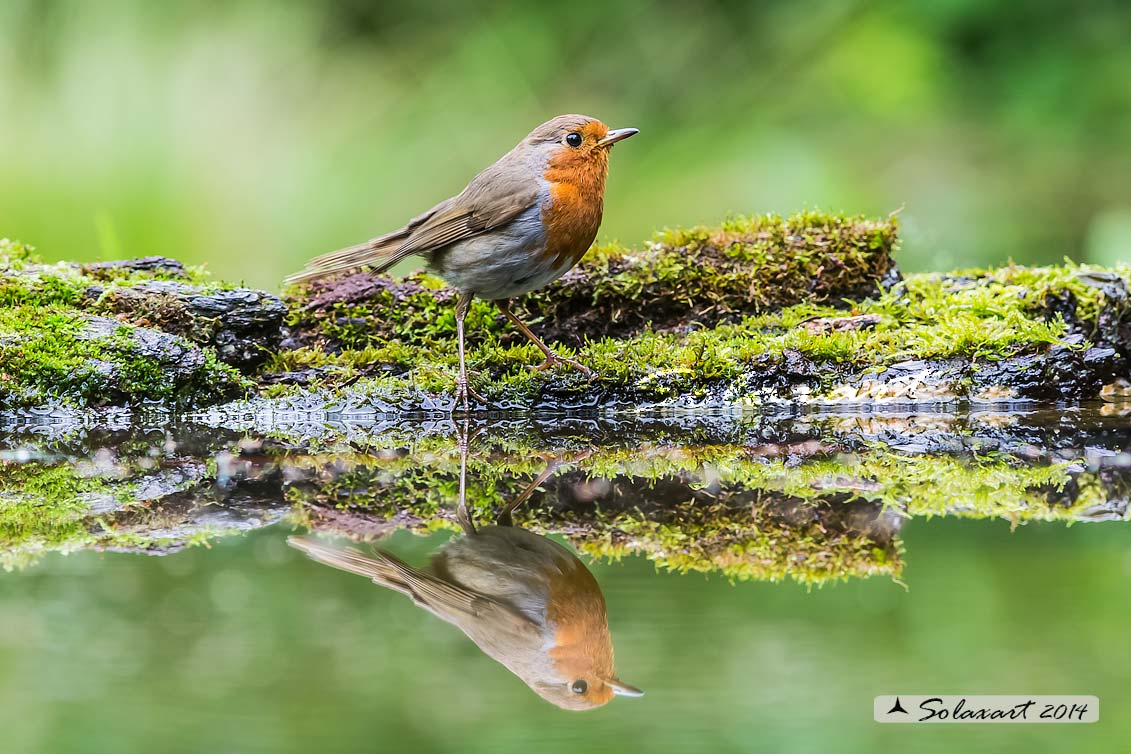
[0,426,218,569]
[5,420,1127,577]
[287,465,904,587]
[567,495,900,585]
[279,430,1112,522]
[0,463,108,569]
[0,453,265,570]
[286,462,903,586]
[283,435,1124,584]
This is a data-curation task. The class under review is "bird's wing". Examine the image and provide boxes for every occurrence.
[393,157,541,256]
[285,151,540,284]
[287,536,538,635]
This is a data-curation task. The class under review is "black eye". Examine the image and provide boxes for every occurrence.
[565,132,583,148]
[570,679,588,694]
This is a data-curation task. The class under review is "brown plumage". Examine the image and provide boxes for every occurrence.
[287,114,638,411]
[288,443,642,710]
[288,513,641,710]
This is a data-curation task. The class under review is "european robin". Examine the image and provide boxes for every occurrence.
[286,114,639,410]
[288,454,642,710]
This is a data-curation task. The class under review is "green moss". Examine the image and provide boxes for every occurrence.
[0,238,39,272]
[974,261,1126,324]
[268,268,1119,406]
[570,210,899,315]
[274,211,896,387]
[0,240,252,407]
[0,239,213,309]
[11,213,1128,411]
[272,213,1129,407]
[282,210,897,339]
[0,304,248,407]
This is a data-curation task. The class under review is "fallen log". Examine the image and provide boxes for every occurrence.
[2,212,1130,412]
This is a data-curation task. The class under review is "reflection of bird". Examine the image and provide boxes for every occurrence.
[286,114,638,410]
[288,462,641,710]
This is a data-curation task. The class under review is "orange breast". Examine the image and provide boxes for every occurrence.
[545,563,615,680]
[541,151,609,270]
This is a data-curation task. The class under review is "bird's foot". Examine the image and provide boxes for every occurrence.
[454,378,488,412]
[532,354,594,379]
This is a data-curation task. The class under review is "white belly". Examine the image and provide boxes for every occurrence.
[428,205,570,300]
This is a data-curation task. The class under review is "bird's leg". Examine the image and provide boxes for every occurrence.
[454,291,487,411]
[496,460,561,527]
[495,449,593,526]
[454,417,476,535]
[495,299,593,377]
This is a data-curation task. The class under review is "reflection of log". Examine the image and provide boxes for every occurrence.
[0,424,290,570]
[3,414,1128,576]
[287,459,907,585]
[289,436,1128,584]
[498,473,906,584]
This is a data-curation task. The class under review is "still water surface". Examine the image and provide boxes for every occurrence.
[1,407,1128,753]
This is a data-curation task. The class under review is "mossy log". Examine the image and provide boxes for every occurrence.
[0,241,277,408]
[269,211,1131,410]
[283,212,900,350]
[4,212,1131,412]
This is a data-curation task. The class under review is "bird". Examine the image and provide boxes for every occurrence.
[286,114,639,410]
[288,452,642,710]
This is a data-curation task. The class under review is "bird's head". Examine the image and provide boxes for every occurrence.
[531,674,645,711]
[522,114,638,184]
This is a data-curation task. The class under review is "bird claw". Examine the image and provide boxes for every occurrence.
[454,379,488,412]
[532,355,594,379]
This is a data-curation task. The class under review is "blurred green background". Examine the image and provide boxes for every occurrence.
[2,0,1129,290]
[2,520,1128,754]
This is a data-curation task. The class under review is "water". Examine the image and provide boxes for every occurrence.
[2,406,1129,753]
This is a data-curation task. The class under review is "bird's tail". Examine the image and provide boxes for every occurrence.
[288,535,487,622]
[288,535,420,594]
[284,226,415,285]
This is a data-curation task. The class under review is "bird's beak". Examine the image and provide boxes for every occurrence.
[606,678,645,697]
[598,128,639,148]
